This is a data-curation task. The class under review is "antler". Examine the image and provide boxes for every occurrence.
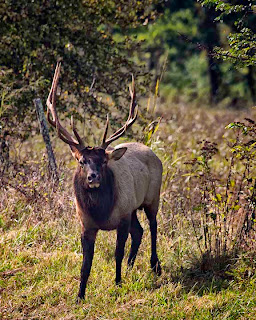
[46,62,84,149]
[101,75,138,149]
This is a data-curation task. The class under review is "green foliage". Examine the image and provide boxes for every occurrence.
[126,0,255,105]
[135,3,208,103]
[183,118,256,261]
[137,7,198,48]
[0,0,157,139]
[162,53,210,104]
[200,0,256,67]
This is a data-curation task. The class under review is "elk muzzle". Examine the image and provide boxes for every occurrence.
[87,171,101,188]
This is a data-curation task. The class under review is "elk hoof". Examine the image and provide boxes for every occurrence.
[76,296,84,304]
[151,259,162,276]
[115,279,122,287]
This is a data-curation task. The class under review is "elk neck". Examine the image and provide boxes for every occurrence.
[73,165,116,224]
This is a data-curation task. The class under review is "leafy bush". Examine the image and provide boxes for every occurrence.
[160,112,256,270]
[200,0,256,67]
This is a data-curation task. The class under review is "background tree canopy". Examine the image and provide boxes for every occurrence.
[200,0,256,67]
[0,0,157,140]
[134,0,256,105]
[0,0,256,141]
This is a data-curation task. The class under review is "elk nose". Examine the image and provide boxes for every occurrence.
[88,173,97,182]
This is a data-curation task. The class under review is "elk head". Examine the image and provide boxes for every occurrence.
[46,62,138,189]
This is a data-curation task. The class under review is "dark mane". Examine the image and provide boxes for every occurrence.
[73,166,116,224]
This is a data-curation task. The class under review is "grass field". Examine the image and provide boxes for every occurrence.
[1,103,256,319]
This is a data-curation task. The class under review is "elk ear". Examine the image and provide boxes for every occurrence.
[107,147,127,161]
[70,147,82,161]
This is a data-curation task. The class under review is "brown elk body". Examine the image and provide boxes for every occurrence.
[47,63,162,300]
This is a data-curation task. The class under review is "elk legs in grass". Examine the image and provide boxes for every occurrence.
[115,219,130,284]
[145,206,162,275]
[128,211,144,268]
[78,229,97,300]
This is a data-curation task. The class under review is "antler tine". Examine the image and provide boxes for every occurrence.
[128,74,136,118]
[101,75,138,149]
[101,113,110,146]
[47,62,61,124]
[71,116,84,146]
[46,62,84,148]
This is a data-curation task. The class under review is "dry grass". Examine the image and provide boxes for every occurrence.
[1,103,256,319]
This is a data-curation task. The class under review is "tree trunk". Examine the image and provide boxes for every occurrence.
[34,98,59,183]
[207,49,221,104]
[200,7,222,104]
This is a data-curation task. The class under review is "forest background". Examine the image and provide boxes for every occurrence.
[1,0,256,139]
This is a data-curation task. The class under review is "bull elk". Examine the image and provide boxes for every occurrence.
[46,62,162,300]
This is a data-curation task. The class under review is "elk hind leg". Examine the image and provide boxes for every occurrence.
[144,205,161,275]
[128,210,143,268]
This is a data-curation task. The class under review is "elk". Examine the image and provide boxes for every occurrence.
[46,62,162,300]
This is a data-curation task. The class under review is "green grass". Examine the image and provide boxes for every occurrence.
[1,103,256,319]
[1,216,256,319]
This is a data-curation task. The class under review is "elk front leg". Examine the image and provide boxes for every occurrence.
[115,219,130,285]
[77,228,98,301]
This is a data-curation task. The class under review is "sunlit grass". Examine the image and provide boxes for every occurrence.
[1,104,256,319]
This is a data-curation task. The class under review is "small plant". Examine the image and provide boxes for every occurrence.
[184,118,256,268]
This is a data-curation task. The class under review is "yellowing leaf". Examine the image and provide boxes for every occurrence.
[216,194,222,202]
